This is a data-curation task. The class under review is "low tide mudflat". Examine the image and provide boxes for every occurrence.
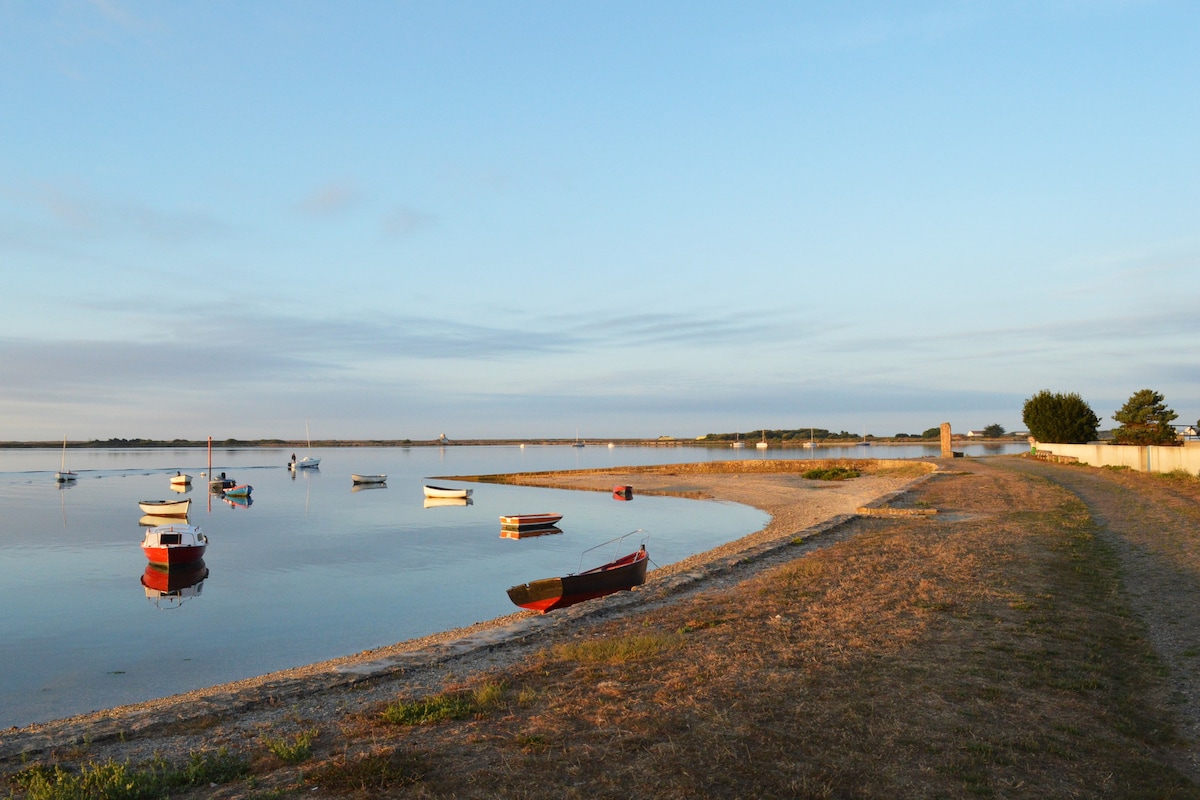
[4,456,1200,798]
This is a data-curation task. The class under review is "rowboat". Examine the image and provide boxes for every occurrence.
[138,498,191,517]
[499,512,562,530]
[506,543,649,613]
[223,484,252,498]
[140,524,207,565]
[352,474,388,485]
[613,484,633,500]
[170,472,192,486]
[423,484,472,498]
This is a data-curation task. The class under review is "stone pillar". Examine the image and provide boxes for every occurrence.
[940,422,952,457]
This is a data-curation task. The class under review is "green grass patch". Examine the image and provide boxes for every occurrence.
[803,466,860,481]
[8,748,247,800]
[380,681,505,725]
[261,727,318,764]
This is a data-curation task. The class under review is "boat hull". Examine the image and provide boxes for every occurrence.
[141,524,207,565]
[500,513,563,530]
[291,457,320,470]
[423,484,471,497]
[507,548,648,613]
[353,474,388,484]
[138,499,191,517]
[223,484,252,498]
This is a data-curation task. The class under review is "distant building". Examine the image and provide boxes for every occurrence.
[966,430,986,438]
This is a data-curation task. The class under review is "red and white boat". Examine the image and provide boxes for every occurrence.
[499,512,563,530]
[141,524,207,565]
[506,544,649,613]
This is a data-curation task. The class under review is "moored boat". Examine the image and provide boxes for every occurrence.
[613,484,633,500]
[55,436,76,483]
[138,498,191,517]
[506,543,649,613]
[170,472,192,486]
[352,474,387,485]
[499,512,563,530]
[423,484,472,498]
[141,524,207,565]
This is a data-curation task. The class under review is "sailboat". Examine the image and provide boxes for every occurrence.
[756,430,768,449]
[731,432,745,449]
[290,421,321,469]
[802,428,816,449]
[54,436,77,483]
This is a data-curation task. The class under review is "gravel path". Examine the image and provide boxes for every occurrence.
[996,457,1200,780]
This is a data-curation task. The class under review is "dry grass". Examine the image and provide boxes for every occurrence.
[6,460,1199,799]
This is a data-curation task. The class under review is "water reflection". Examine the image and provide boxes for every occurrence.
[140,560,209,609]
[500,526,563,539]
[222,495,253,509]
[423,496,473,508]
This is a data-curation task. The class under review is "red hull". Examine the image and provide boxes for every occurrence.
[142,544,206,565]
[507,547,649,613]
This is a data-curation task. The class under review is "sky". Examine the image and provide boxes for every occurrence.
[2,1,1198,442]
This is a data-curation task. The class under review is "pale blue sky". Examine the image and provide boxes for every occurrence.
[2,1,1197,441]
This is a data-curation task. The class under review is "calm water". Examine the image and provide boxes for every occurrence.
[0,442,1023,728]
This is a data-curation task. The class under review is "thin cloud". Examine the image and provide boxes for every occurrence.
[297,181,361,216]
[383,205,437,236]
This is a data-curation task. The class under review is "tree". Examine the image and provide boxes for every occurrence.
[1022,390,1099,444]
[1111,389,1179,446]
[982,423,1005,438]
[921,427,941,439]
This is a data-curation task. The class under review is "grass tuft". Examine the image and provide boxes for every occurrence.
[261,727,318,764]
[551,633,683,664]
[803,466,861,481]
[380,681,505,725]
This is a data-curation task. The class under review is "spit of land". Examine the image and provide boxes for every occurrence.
[3,456,1200,798]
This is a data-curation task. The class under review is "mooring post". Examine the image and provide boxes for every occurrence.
[940,422,953,458]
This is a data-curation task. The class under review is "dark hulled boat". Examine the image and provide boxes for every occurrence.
[506,545,649,613]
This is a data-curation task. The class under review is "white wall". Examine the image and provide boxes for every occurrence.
[1032,441,1200,474]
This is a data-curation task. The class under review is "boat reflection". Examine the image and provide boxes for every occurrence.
[500,525,563,540]
[223,494,252,509]
[423,496,473,509]
[140,560,209,609]
[351,482,388,492]
[140,514,183,527]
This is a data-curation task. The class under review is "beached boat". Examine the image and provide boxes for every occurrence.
[54,436,76,483]
[613,484,633,500]
[423,484,472,498]
[140,523,207,565]
[352,474,387,485]
[170,472,192,486]
[223,484,252,498]
[506,543,649,613]
[138,498,191,517]
[499,512,563,530]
